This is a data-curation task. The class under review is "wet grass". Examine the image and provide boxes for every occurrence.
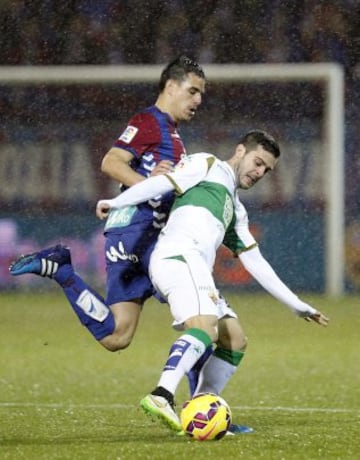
[1,291,359,459]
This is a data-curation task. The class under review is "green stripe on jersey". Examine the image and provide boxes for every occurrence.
[223,226,252,254]
[171,181,234,229]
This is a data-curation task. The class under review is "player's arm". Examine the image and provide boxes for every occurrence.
[238,246,329,326]
[101,147,173,186]
[96,175,175,219]
[96,154,211,219]
[231,194,329,326]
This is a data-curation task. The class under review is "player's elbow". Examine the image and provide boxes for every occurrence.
[101,153,112,176]
[101,147,131,181]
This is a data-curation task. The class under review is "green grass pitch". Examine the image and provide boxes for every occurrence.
[1,291,359,459]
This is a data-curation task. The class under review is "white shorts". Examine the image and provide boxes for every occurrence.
[149,250,237,330]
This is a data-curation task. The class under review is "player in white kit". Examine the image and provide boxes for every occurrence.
[97,130,329,433]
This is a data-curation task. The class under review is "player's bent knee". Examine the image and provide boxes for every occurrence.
[230,333,248,351]
[239,334,248,351]
[217,332,248,351]
[185,315,219,342]
[99,333,133,352]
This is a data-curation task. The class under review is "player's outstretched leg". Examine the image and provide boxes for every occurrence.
[140,386,182,433]
[9,244,115,342]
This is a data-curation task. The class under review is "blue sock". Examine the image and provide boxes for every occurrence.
[53,265,115,341]
[158,328,213,394]
[187,344,213,396]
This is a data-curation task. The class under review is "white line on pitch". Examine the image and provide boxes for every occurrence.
[0,402,358,414]
[233,405,360,414]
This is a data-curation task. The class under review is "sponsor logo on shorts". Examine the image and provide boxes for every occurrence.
[106,241,139,263]
[198,286,219,304]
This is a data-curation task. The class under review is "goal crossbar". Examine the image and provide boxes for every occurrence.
[0,63,345,296]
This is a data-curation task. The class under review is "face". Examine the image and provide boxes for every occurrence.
[233,144,278,189]
[167,73,205,122]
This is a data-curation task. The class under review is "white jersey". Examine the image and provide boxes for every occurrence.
[99,151,319,320]
[154,153,257,268]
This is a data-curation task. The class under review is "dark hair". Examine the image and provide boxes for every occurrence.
[240,130,281,158]
[158,55,205,92]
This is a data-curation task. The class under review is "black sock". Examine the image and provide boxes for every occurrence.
[151,386,175,407]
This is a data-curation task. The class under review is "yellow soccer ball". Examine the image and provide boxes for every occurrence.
[180,392,232,441]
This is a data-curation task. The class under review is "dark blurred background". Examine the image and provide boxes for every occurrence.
[0,0,359,293]
[0,0,358,68]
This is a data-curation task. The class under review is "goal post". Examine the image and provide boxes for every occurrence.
[0,63,345,296]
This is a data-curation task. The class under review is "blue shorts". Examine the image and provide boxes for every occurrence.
[104,228,160,306]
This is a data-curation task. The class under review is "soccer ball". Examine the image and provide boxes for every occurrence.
[180,392,232,441]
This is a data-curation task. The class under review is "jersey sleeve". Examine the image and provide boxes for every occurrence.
[165,153,216,194]
[239,246,317,316]
[223,194,257,255]
[98,175,174,210]
[97,154,215,211]
[114,112,161,158]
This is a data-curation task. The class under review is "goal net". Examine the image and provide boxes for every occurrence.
[0,64,344,295]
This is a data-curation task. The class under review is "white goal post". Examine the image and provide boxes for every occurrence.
[0,63,345,296]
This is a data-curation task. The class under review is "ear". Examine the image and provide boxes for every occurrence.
[165,79,176,96]
[235,144,246,158]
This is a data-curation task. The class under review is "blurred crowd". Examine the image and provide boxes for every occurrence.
[0,0,358,72]
[0,1,358,119]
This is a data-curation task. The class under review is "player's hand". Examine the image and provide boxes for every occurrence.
[96,200,111,220]
[150,160,174,177]
[303,311,329,326]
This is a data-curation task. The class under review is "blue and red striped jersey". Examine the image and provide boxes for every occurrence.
[106,105,186,232]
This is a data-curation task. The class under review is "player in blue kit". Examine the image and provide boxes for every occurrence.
[9,55,205,351]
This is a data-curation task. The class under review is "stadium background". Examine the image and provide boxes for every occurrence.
[0,0,359,293]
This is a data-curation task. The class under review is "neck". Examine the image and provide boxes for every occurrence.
[155,96,176,122]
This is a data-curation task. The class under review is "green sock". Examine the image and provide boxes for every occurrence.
[196,347,245,394]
